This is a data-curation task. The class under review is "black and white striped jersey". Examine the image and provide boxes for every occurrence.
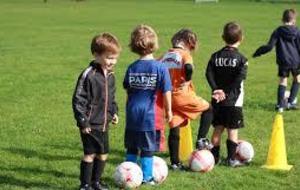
[206,46,248,107]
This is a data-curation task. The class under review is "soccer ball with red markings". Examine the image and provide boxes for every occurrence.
[189,150,215,172]
[236,140,254,163]
[114,161,143,189]
[153,156,168,184]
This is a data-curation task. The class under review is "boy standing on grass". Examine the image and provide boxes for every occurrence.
[206,22,248,167]
[123,24,172,185]
[253,9,300,112]
[160,29,213,170]
[72,33,121,190]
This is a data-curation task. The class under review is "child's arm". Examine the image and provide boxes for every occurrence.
[112,75,119,125]
[225,61,248,92]
[253,30,278,57]
[72,72,91,129]
[164,91,172,122]
[160,64,173,122]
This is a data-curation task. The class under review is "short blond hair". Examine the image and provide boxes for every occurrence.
[129,24,158,55]
[91,33,121,55]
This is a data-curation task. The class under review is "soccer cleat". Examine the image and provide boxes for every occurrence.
[79,184,92,190]
[227,159,246,167]
[169,162,188,171]
[196,138,213,150]
[92,181,109,190]
[287,103,299,110]
[142,178,156,186]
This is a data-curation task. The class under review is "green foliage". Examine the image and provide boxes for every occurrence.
[0,0,299,189]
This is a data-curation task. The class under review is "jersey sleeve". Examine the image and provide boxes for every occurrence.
[159,64,172,93]
[206,55,218,91]
[123,68,130,90]
[253,29,278,57]
[225,57,248,92]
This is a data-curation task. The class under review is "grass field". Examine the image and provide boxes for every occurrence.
[0,0,300,189]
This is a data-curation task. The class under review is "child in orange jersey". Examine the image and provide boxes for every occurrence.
[160,29,213,170]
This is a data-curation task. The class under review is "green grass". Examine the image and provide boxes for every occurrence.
[0,0,300,189]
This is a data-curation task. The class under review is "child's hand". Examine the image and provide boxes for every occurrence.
[81,127,92,134]
[212,89,226,103]
[166,110,173,123]
[112,114,119,125]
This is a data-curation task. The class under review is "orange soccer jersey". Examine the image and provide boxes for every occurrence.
[161,48,209,128]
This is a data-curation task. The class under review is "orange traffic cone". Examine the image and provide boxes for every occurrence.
[262,114,293,170]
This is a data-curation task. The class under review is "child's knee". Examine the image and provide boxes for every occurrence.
[96,154,108,161]
[279,77,288,86]
[83,154,96,162]
[294,75,300,83]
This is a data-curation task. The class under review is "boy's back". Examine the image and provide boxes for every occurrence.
[124,59,171,131]
[206,46,247,107]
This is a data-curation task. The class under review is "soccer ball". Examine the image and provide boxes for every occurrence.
[153,156,168,184]
[236,140,254,162]
[114,161,143,189]
[189,150,215,172]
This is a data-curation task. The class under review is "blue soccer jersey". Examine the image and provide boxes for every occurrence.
[123,59,172,132]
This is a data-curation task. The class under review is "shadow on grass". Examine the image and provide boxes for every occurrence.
[0,174,63,189]
[0,165,77,179]
[2,147,78,161]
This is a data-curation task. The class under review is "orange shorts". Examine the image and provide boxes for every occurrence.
[169,88,209,128]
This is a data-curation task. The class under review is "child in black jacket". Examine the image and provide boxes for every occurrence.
[253,9,300,112]
[72,33,121,190]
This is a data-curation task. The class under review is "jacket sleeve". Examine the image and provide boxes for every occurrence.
[206,57,218,91]
[225,60,248,92]
[253,30,278,57]
[111,75,118,115]
[72,71,91,129]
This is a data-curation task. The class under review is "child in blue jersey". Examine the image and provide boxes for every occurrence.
[123,24,172,185]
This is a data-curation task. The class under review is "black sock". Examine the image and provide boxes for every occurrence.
[197,105,213,140]
[80,160,93,186]
[226,139,238,160]
[168,127,180,165]
[92,158,106,183]
[288,82,299,104]
[277,85,286,107]
[210,146,220,163]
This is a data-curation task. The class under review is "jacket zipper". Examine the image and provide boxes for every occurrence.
[103,74,109,131]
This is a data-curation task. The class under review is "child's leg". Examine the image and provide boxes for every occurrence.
[91,154,108,184]
[196,105,213,142]
[210,126,224,163]
[140,151,154,182]
[226,129,238,161]
[168,126,180,165]
[126,148,138,163]
[80,154,96,187]
[288,74,300,104]
[277,77,287,109]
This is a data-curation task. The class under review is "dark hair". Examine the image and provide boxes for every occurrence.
[129,24,158,55]
[91,33,121,55]
[282,9,297,23]
[222,22,243,45]
[171,29,198,51]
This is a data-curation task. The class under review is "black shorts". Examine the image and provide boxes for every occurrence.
[212,106,244,129]
[278,67,300,77]
[80,129,109,155]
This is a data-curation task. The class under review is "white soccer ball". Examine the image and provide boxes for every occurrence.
[152,156,168,184]
[189,150,215,172]
[236,140,254,162]
[114,161,143,189]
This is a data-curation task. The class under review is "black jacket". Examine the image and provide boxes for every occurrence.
[253,25,300,69]
[206,46,248,107]
[72,61,118,131]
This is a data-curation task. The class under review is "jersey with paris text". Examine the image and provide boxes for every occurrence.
[206,46,248,107]
[123,59,172,131]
